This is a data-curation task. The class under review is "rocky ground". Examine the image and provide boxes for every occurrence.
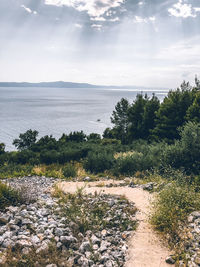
[2,176,200,267]
[59,180,174,267]
[0,176,136,267]
[178,211,200,267]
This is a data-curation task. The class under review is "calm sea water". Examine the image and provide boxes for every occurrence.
[0,87,168,150]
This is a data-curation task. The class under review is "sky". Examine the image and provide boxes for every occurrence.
[0,0,200,88]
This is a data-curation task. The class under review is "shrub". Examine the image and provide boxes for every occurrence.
[84,151,115,174]
[160,141,185,170]
[151,182,200,244]
[0,164,33,179]
[101,138,121,145]
[0,182,21,210]
[87,133,101,142]
[113,152,143,176]
[59,131,86,143]
[58,148,88,164]
[160,122,200,174]
[10,150,38,165]
[40,150,59,164]
[62,164,77,178]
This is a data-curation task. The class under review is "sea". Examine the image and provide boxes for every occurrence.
[0,87,169,150]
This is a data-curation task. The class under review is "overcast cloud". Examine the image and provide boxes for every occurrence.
[0,0,200,88]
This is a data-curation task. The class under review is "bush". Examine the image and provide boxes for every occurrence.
[62,164,77,178]
[0,164,33,179]
[160,141,185,170]
[87,133,101,142]
[160,122,200,174]
[40,150,59,164]
[59,131,86,143]
[9,150,38,165]
[0,182,21,210]
[101,138,121,145]
[151,182,200,244]
[113,152,144,176]
[58,148,88,164]
[84,151,115,174]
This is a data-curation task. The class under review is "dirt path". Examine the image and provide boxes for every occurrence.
[57,180,174,267]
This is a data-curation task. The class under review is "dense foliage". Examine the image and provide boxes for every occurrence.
[106,78,200,143]
[0,78,200,178]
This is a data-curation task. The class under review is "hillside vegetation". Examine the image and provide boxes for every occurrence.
[0,78,200,179]
[1,78,200,265]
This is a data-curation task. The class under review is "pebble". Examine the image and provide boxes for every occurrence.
[0,176,136,266]
[178,211,200,266]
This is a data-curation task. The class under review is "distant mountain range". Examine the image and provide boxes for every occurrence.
[0,81,99,88]
[0,81,168,90]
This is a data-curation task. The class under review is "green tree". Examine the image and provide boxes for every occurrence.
[110,98,130,143]
[180,121,200,173]
[161,122,200,174]
[59,131,86,143]
[143,94,160,139]
[128,94,148,141]
[151,86,193,141]
[103,128,115,139]
[186,92,200,123]
[13,129,39,151]
[0,143,5,154]
[87,133,101,142]
[32,135,58,152]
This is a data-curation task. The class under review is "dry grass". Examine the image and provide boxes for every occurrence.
[114,151,142,159]
[75,162,87,177]
[32,165,63,179]
[2,243,71,267]
[32,165,46,176]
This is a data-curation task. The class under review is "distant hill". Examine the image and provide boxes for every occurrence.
[0,81,169,90]
[0,81,100,88]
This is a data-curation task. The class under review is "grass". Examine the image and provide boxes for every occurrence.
[0,164,33,179]
[0,182,21,210]
[62,163,78,178]
[53,186,137,236]
[2,242,71,267]
[0,182,37,211]
[0,162,104,181]
[150,181,200,249]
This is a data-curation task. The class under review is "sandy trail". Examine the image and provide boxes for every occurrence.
[57,180,174,267]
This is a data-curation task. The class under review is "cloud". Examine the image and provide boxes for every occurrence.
[21,5,37,15]
[138,1,144,6]
[168,0,199,18]
[91,24,103,30]
[156,37,200,62]
[74,23,83,28]
[21,5,32,13]
[109,17,120,22]
[134,15,156,23]
[44,0,124,20]
[91,16,106,21]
